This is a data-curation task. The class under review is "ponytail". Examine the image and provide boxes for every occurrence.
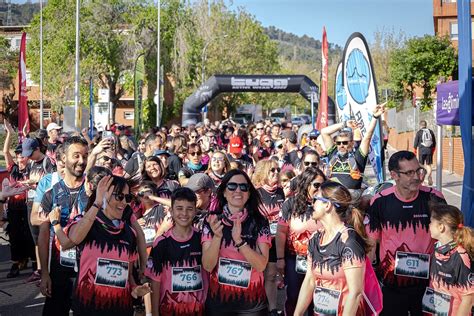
[454,225,474,259]
[347,205,373,254]
[430,203,474,259]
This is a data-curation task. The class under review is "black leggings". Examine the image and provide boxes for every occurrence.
[284,255,313,315]
[6,206,35,262]
[380,286,425,316]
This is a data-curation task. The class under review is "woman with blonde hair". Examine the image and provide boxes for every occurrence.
[252,159,286,315]
[295,181,371,316]
[206,150,231,188]
[426,204,474,316]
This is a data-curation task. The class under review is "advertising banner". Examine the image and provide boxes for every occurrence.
[342,32,384,183]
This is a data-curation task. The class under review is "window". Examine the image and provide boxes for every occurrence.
[42,110,51,119]
[450,22,458,40]
[124,111,134,120]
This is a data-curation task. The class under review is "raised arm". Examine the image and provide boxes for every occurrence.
[359,103,386,156]
[3,119,15,167]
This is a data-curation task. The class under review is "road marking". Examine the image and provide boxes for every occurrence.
[25,302,44,308]
[443,188,462,197]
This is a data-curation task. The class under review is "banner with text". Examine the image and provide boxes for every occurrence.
[342,32,384,183]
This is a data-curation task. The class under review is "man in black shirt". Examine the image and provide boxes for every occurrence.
[282,130,301,166]
[413,120,436,186]
[124,133,161,182]
[321,103,385,190]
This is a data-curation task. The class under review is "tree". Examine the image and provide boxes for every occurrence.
[0,36,17,120]
[389,35,457,110]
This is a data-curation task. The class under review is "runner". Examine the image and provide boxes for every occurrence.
[252,159,285,316]
[66,175,150,316]
[185,173,215,230]
[424,204,474,315]
[276,167,326,315]
[295,181,370,316]
[366,150,446,316]
[179,143,208,186]
[320,103,385,191]
[146,187,209,316]
[38,136,89,316]
[202,169,271,315]
[205,150,231,188]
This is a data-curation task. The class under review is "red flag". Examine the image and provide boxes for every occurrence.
[18,32,29,141]
[316,27,328,130]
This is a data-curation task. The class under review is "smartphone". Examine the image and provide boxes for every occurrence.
[103,130,114,138]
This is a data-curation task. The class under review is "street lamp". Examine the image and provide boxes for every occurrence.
[39,0,43,129]
[201,34,228,122]
[156,0,161,128]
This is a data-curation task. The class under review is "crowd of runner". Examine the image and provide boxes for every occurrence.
[0,103,473,316]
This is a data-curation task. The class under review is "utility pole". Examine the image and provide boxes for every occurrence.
[155,0,161,127]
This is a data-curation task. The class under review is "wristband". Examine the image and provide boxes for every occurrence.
[342,120,347,129]
[92,202,103,210]
[236,242,248,250]
[373,115,380,119]
[234,240,246,248]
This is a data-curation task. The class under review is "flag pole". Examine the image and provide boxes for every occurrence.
[74,0,80,130]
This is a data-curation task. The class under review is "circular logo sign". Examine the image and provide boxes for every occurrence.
[335,70,347,110]
[345,48,371,104]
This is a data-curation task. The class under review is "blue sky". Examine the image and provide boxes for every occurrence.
[225,0,434,46]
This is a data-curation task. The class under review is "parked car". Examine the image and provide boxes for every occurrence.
[291,116,305,126]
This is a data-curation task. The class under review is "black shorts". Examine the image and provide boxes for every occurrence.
[419,153,433,165]
[268,238,277,263]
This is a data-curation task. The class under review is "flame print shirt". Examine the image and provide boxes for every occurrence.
[145,229,208,316]
[67,212,138,316]
[257,187,285,236]
[366,185,446,288]
[279,197,320,256]
[429,244,474,316]
[308,227,366,316]
[201,208,271,313]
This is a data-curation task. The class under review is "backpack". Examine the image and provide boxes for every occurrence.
[420,129,433,147]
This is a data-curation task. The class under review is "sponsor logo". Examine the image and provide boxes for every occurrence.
[342,247,354,260]
[413,214,429,218]
[231,77,289,90]
[468,273,474,285]
[180,244,190,249]
[345,48,371,104]
[441,92,459,114]
[402,205,414,209]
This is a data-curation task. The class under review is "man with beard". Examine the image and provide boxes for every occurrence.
[366,151,446,316]
[321,103,385,191]
[38,136,89,316]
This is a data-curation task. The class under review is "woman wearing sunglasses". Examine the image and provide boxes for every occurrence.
[202,169,271,316]
[253,135,273,162]
[178,143,208,186]
[65,175,151,316]
[270,139,291,169]
[276,167,326,316]
[252,160,286,316]
[295,181,370,316]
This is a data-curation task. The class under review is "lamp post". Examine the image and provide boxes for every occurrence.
[74,0,80,130]
[155,0,161,127]
[201,34,228,122]
[39,0,43,129]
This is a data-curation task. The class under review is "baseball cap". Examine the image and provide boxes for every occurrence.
[282,130,297,143]
[36,129,48,139]
[21,138,40,157]
[153,149,170,157]
[14,144,22,154]
[309,129,320,139]
[46,122,62,132]
[185,173,215,192]
[229,136,243,154]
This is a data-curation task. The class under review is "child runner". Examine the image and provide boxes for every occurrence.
[424,204,474,316]
[146,187,209,316]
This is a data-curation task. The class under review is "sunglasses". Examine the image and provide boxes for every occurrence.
[257,128,264,130]
[304,161,318,167]
[113,193,133,203]
[264,139,272,143]
[313,196,340,208]
[100,156,116,163]
[336,141,350,145]
[277,145,283,149]
[311,182,323,190]
[226,182,250,192]
[138,190,152,197]
[189,151,202,156]
[270,167,281,173]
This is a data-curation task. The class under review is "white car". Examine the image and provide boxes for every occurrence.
[291,117,305,126]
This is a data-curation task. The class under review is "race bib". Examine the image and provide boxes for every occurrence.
[394,251,430,279]
[171,266,203,293]
[295,254,308,274]
[270,222,278,236]
[59,246,76,268]
[218,258,252,288]
[313,286,341,316]
[422,287,452,315]
[143,228,156,245]
[95,258,129,288]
